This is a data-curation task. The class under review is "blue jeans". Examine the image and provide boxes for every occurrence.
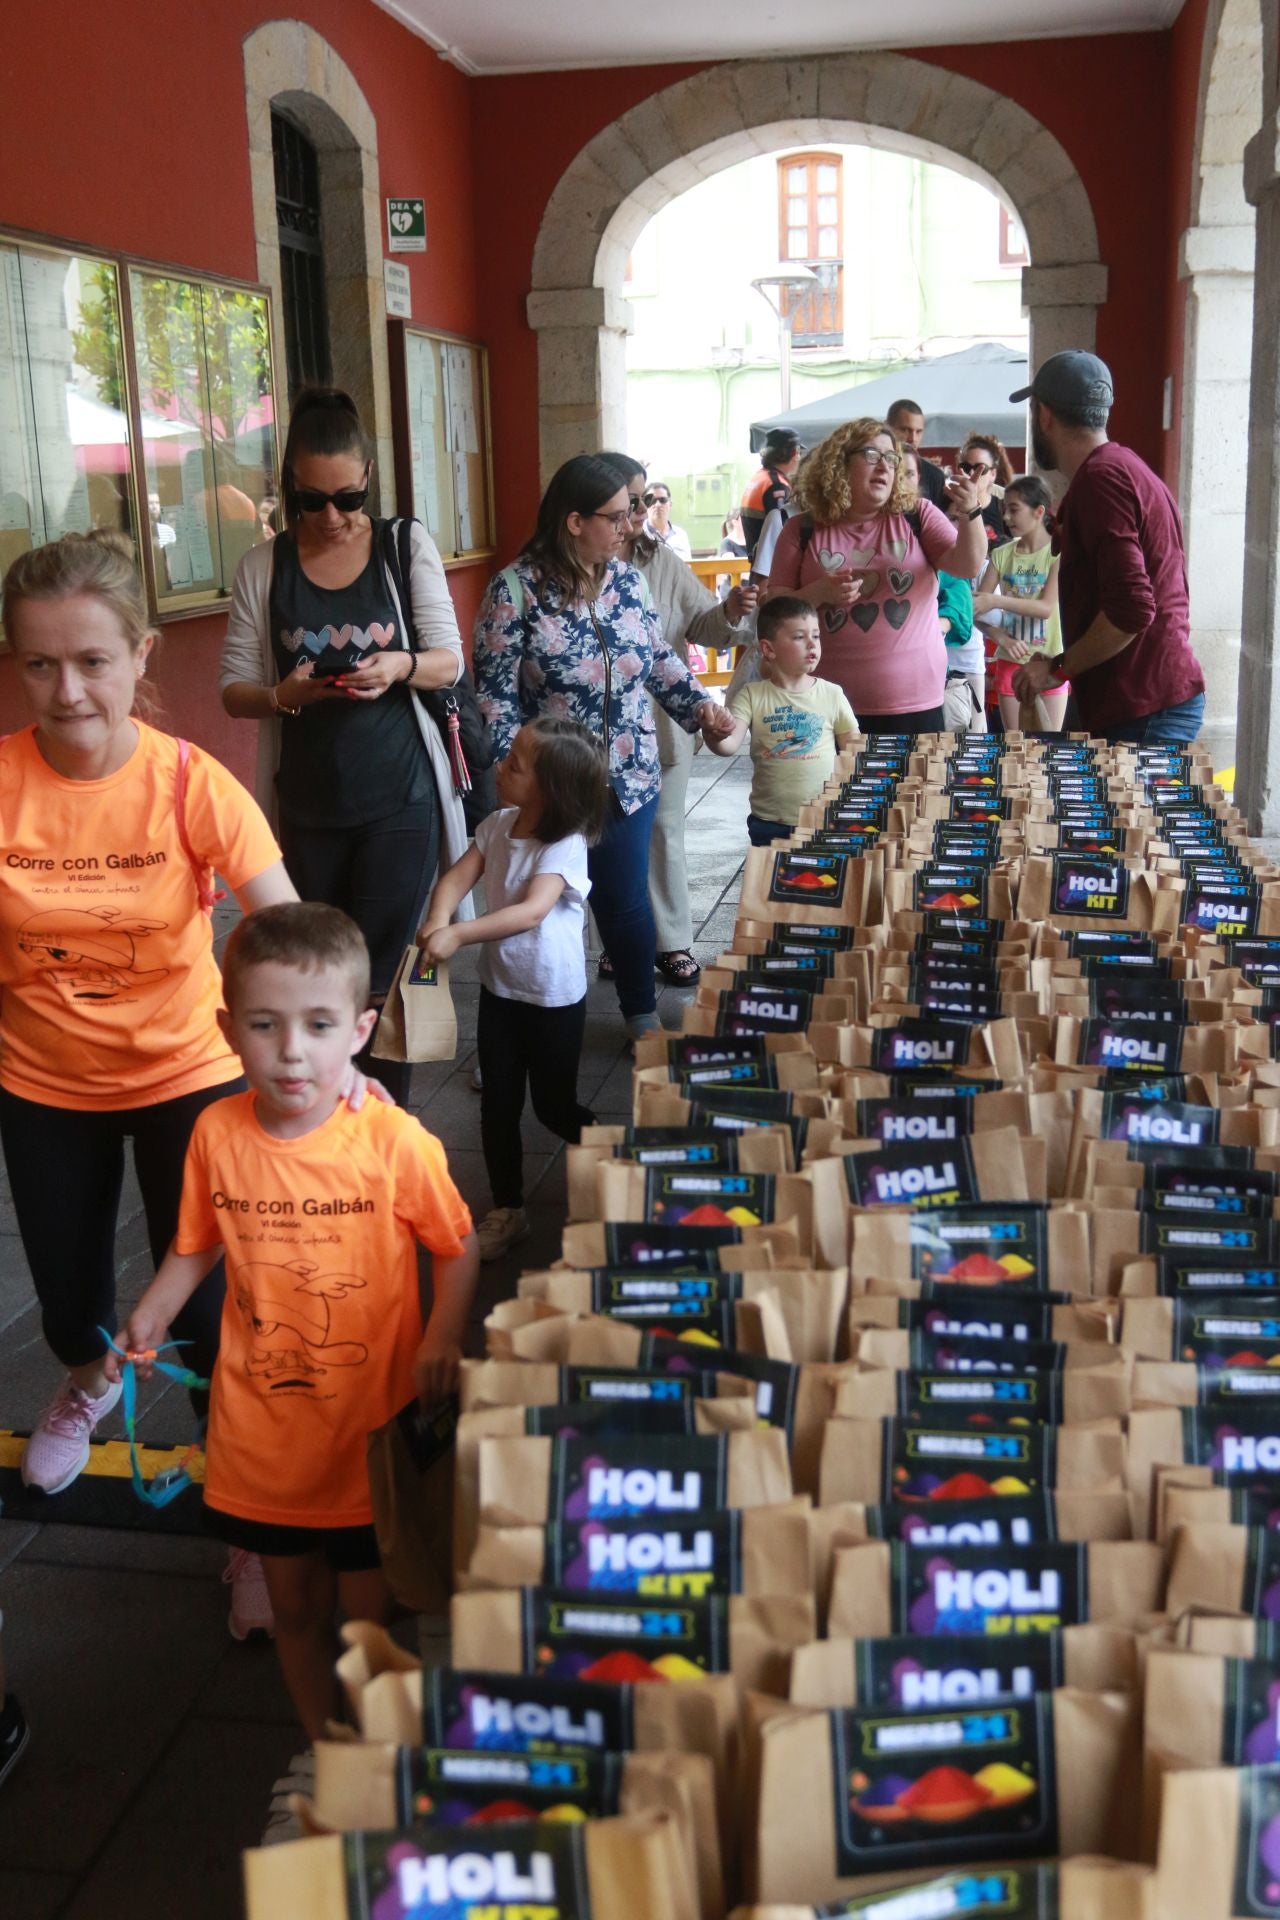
[748,813,793,847]
[589,793,658,1019]
[1101,693,1205,746]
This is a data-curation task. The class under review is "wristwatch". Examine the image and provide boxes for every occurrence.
[966,507,984,522]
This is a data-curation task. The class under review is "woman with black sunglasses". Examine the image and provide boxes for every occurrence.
[221,387,466,1103]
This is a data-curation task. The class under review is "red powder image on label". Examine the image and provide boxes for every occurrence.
[466,1800,539,1824]
[930,1472,1004,1501]
[579,1650,666,1683]
[945,1253,1013,1285]
[897,1766,995,1822]
[674,1204,736,1228]
[780,869,836,890]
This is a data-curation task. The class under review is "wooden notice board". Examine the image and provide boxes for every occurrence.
[388,320,496,568]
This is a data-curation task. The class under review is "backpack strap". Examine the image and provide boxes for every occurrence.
[174,738,224,914]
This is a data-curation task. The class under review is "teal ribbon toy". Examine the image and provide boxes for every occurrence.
[98,1328,210,1510]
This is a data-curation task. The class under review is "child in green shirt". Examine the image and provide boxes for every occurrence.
[705,595,858,846]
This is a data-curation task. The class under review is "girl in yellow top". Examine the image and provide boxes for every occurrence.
[972,474,1066,733]
[0,532,295,1511]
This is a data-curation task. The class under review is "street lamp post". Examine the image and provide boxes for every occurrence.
[751,266,821,413]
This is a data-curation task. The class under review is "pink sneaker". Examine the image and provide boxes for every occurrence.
[223,1550,275,1641]
[21,1377,123,1494]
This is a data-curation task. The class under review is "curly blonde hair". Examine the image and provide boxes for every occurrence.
[792,417,916,527]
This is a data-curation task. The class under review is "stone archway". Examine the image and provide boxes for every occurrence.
[527,55,1107,484]
[1180,0,1261,743]
[1236,0,1280,831]
[242,21,395,509]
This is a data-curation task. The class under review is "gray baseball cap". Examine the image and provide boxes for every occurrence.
[1010,350,1114,411]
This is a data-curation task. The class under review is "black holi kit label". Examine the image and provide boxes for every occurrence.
[1185,888,1259,936]
[344,1824,590,1919]
[1101,1096,1220,1146]
[872,1019,974,1074]
[521,1588,725,1679]
[855,1631,1063,1712]
[674,1057,779,1090]
[643,1168,775,1228]
[914,871,988,912]
[660,1034,770,1067]
[559,1364,709,1406]
[1085,978,1187,1021]
[905,1330,1068,1374]
[1157,1262,1280,1297]
[716,986,815,1033]
[829,1696,1057,1876]
[1222,1657,1280,1770]
[424,1666,635,1753]
[1172,1297,1280,1368]
[1182,1408,1280,1486]
[1149,1164,1279,1202]
[1051,853,1129,918]
[639,1330,798,1431]
[394,1746,623,1826]
[898,1370,1063,1426]
[890,1541,1086,1636]
[551,1434,727,1524]
[907,1205,1050,1289]
[767,850,848,906]
[886,1420,1053,1504]
[689,1087,797,1129]
[601,1223,741,1268]
[524,1400,697,1441]
[1142,1215,1278,1259]
[856,1096,976,1144]
[844,1139,979,1211]
[1079,1019,1183,1074]
[616,1133,738,1170]
[1244,1532,1280,1622]
[867,1492,1058,1550]
[542,1510,742,1598]
[589,1271,741,1314]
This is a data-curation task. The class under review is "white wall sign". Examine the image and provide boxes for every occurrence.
[384,259,412,319]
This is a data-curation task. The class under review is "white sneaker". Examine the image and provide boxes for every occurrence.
[470,1064,483,1092]
[476,1206,529,1263]
[223,1549,276,1642]
[22,1376,123,1494]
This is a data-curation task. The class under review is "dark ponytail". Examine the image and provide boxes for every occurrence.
[1004,472,1055,534]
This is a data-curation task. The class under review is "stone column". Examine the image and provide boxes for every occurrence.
[527,289,633,487]
[1234,107,1280,830]
[1180,222,1256,734]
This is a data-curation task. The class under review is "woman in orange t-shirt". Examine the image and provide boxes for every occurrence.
[0,532,295,1505]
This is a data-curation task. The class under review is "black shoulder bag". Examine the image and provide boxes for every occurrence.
[381,516,497,832]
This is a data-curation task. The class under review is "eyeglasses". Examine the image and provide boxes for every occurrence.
[644,491,670,506]
[849,448,900,469]
[292,467,372,513]
[958,461,995,478]
[590,510,631,531]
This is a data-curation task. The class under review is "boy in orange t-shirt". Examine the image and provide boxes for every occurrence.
[113,903,477,1739]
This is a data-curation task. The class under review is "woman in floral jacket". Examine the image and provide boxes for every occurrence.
[474,454,732,1039]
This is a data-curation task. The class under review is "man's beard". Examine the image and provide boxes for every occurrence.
[1031,421,1057,471]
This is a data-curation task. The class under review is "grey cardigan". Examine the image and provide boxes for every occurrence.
[219,520,471,881]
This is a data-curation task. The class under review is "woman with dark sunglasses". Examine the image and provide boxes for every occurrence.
[221,387,466,1103]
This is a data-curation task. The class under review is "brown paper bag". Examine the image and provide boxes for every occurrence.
[815,1487,1134,1548]
[371,948,457,1061]
[452,1585,812,1696]
[303,1739,722,1920]
[1165,1521,1271,1617]
[1141,1646,1280,1865]
[466,1498,813,1600]
[831,1357,1130,1424]
[818,1415,1125,1508]
[557,1314,855,1498]
[1154,1763,1280,1919]
[751,1688,1140,1903]
[848,1203,1093,1295]
[827,1538,1166,1640]
[1018,856,1180,934]
[458,1356,756,1415]
[848,1284,1117,1349]
[454,1398,757,1578]
[365,1398,456,1615]
[476,1428,792,1531]
[560,1218,797,1272]
[244,1812,700,1920]
[789,1619,1139,1708]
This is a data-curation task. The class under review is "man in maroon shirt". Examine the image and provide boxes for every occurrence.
[1009,351,1205,742]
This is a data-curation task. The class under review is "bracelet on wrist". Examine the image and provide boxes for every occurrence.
[270,685,301,717]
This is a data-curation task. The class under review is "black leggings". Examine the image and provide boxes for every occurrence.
[0,1079,243,1379]
[477,987,594,1209]
[280,800,439,1107]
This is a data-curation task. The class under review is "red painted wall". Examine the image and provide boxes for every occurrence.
[473,35,1179,558]
[0,0,486,785]
[1162,0,1212,492]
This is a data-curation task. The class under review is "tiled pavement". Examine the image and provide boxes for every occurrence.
[0,749,754,1920]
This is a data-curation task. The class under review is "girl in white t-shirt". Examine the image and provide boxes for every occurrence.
[419,718,609,1261]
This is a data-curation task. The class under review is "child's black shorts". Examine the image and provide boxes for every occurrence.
[204,1503,382,1573]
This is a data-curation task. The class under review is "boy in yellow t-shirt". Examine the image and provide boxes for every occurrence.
[707,595,858,846]
[109,903,477,1741]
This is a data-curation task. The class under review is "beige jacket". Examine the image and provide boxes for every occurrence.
[632,542,751,767]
